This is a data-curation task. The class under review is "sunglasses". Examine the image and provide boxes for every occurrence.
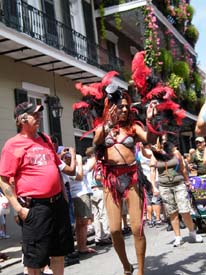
[195,141,203,144]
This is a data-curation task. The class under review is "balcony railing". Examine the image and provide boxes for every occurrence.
[94,0,138,9]
[0,0,124,78]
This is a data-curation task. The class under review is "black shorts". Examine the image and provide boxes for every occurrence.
[22,194,71,268]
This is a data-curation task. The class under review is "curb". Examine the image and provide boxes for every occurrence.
[0,258,22,271]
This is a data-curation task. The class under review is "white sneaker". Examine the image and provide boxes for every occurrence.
[189,231,203,243]
[173,236,183,247]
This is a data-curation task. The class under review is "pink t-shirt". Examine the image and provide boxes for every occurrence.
[0,133,62,198]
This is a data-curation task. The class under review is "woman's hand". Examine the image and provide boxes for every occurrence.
[185,181,192,191]
[146,100,158,120]
[108,104,118,125]
[153,186,160,196]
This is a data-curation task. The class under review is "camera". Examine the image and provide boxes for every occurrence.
[105,83,123,104]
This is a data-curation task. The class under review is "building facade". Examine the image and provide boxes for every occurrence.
[0,0,205,154]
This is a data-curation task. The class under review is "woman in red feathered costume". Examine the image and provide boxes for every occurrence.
[74,50,185,274]
[74,70,159,275]
[93,87,159,275]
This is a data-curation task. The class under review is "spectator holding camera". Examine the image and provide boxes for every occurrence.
[188,137,206,176]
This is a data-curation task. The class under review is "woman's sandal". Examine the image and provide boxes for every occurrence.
[124,264,134,275]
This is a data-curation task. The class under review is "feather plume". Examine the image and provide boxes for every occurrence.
[131,51,151,97]
[72,101,89,110]
[101,71,119,87]
[146,85,176,101]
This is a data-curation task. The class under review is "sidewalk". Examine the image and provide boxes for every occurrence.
[1,217,206,274]
[0,237,22,270]
[0,214,22,270]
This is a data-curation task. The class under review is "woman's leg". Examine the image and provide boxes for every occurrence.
[170,211,180,236]
[104,188,131,273]
[75,217,88,251]
[127,186,146,275]
[181,212,194,231]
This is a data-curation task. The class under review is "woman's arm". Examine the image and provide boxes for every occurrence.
[149,156,159,196]
[139,142,152,159]
[174,151,190,187]
[134,124,157,145]
[75,155,83,181]
[93,125,105,146]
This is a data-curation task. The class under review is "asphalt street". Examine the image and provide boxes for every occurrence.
[1,222,206,275]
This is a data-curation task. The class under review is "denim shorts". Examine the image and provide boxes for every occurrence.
[22,195,71,268]
[72,194,92,218]
[146,191,162,206]
[159,182,191,215]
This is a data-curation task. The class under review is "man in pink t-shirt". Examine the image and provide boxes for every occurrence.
[0,102,76,275]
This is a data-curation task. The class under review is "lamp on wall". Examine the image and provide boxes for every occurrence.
[49,66,63,118]
[50,95,63,118]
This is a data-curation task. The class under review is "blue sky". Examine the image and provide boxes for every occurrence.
[191,0,206,72]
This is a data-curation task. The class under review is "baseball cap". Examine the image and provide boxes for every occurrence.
[14,102,44,118]
[57,146,71,158]
[195,137,205,143]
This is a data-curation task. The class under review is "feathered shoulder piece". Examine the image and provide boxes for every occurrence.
[131,51,186,137]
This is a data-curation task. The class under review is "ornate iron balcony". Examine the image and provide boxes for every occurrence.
[0,0,124,78]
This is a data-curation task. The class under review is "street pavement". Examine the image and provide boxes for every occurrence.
[1,220,206,275]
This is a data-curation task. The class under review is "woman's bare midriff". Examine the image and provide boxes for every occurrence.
[105,144,136,165]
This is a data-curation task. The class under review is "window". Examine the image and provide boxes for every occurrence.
[28,96,45,132]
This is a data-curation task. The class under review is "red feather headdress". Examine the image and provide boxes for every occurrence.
[74,71,119,102]
[72,71,120,137]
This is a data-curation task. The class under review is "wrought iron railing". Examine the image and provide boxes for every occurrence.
[0,0,125,78]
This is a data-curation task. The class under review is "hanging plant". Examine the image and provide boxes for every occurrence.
[186,5,194,23]
[141,4,161,72]
[184,25,199,47]
[173,61,190,87]
[99,2,106,39]
[159,48,173,80]
[98,0,125,39]
[114,12,122,30]
[167,73,183,92]
[198,96,206,107]
[185,88,197,103]
[192,71,202,92]
[114,0,125,30]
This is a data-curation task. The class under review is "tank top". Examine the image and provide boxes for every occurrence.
[156,155,184,187]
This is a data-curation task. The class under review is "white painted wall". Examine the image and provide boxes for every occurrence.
[0,55,80,150]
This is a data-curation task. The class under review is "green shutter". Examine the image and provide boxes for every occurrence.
[14,88,28,106]
[82,0,97,64]
[61,0,75,54]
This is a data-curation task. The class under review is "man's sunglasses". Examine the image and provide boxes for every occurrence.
[195,141,203,144]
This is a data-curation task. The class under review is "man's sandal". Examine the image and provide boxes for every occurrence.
[124,264,134,275]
